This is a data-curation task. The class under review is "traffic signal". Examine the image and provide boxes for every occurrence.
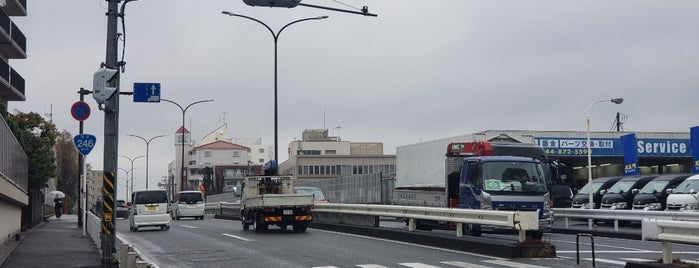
[92,67,119,105]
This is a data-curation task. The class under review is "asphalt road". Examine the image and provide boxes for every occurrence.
[115,215,699,268]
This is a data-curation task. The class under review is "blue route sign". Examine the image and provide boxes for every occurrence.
[74,134,97,155]
[133,83,161,103]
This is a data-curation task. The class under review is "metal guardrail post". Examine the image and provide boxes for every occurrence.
[576,233,595,267]
[662,241,672,264]
[408,218,415,232]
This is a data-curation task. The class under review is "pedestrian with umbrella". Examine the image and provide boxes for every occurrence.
[49,191,65,218]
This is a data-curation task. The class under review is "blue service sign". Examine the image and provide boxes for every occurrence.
[74,134,97,155]
[133,83,161,103]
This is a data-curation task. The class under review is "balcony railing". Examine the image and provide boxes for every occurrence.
[0,116,28,192]
[10,68,25,96]
[0,8,26,59]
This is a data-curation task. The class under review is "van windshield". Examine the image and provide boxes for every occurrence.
[639,180,670,194]
[607,180,636,193]
[179,192,203,204]
[578,182,604,194]
[673,179,699,194]
[135,191,167,204]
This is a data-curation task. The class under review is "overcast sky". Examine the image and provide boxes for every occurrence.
[8,1,699,199]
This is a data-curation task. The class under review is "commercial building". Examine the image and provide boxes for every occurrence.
[279,129,396,182]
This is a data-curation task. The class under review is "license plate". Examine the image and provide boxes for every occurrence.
[283,209,293,215]
[186,205,195,208]
[147,206,156,211]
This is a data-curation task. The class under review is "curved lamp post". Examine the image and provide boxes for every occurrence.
[128,134,166,189]
[222,11,328,167]
[586,97,624,214]
[161,98,214,194]
[119,155,144,203]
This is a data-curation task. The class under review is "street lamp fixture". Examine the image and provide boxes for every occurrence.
[161,98,214,195]
[586,97,624,215]
[127,134,166,189]
[221,11,328,168]
[119,155,144,203]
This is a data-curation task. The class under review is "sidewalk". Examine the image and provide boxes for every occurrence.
[0,214,101,268]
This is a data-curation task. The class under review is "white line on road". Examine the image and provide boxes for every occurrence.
[356,265,390,268]
[583,258,627,265]
[558,250,699,254]
[482,260,548,268]
[440,260,493,268]
[180,225,198,229]
[399,263,442,268]
[221,233,252,241]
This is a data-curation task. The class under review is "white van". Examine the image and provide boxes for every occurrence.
[130,189,171,231]
[172,191,205,220]
[666,174,699,211]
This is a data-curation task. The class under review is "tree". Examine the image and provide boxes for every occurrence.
[55,130,79,210]
[8,111,58,192]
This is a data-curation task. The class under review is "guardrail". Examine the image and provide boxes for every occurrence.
[313,203,539,242]
[85,211,155,268]
[642,218,699,264]
[552,208,699,231]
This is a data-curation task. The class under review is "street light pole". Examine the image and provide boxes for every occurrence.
[222,11,328,167]
[586,97,624,214]
[119,155,144,203]
[128,134,166,189]
[161,98,214,195]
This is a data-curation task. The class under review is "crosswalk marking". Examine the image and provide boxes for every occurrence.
[399,263,443,268]
[482,260,548,268]
[356,265,390,268]
[584,258,627,265]
[440,261,493,268]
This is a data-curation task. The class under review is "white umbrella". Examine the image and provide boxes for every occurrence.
[48,190,65,199]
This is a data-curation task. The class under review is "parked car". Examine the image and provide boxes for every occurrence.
[550,184,574,208]
[571,176,623,209]
[294,186,329,204]
[172,190,205,220]
[116,199,129,219]
[600,175,658,210]
[633,174,691,211]
[666,174,699,211]
[130,189,171,231]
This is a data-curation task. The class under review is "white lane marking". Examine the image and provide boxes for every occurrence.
[221,233,251,242]
[399,263,442,268]
[583,258,627,265]
[312,229,507,261]
[482,260,548,268]
[180,225,197,229]
[441,260,493,268]
[313,266,339,268]
[621,258,655,262]
[356,265,390,268]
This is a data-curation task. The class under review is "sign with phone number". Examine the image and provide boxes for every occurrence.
[536,137,691,157]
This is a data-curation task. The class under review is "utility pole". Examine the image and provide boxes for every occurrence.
[77,87,92,232]
[101,0,120,266]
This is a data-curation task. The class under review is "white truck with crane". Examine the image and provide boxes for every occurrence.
[394,136,564,237]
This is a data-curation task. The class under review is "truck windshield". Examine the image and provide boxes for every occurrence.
[481,161,547,193]
[672,179,699,194]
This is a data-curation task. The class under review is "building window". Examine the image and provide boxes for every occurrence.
[320,166,325,175]
[259,159,264,163]
[331,165,336,174]
[314,166,320,175]
[325,166,330,174]
[233,151,240,157]
[353,166,357,175]
[369,165,374,174]
[204,151,211,157]
[303,165,309,175]
[297,166,302,175]
[325,150,336,155]
[259,148,264,153]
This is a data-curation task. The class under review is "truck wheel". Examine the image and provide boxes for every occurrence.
[242,221,250,231]
[293,222,308,233]
[467,224,481,237]
[526,230,543,240]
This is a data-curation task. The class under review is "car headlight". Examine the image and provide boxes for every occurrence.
[647,203,661,210]
[682,203,699,211]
